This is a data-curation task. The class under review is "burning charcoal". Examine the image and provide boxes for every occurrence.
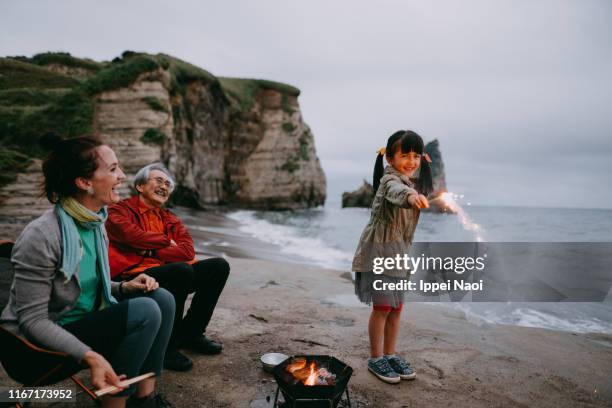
[317,368,331,378]
[319,375,336,386]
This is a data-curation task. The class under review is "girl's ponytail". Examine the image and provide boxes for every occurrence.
[372,153,385,194]
[417,157,433,196]
[373,130,404,194]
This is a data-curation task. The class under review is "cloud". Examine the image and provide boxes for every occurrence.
[1,0,611,208]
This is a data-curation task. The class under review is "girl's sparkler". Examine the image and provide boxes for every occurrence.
[430,192,485,242]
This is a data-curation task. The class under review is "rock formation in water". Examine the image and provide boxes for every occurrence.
[342,180,374,208]
[0,52,326,237]
[341,139,449,212]
[425,139,447,198]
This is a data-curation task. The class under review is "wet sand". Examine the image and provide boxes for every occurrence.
[173,207,316,266]
[1,209,611,407]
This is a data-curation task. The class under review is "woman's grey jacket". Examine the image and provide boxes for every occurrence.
[0,209,121,361]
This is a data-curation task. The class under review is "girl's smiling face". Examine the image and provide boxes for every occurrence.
[387,149,421,177]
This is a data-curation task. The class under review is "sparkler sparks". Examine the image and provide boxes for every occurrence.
[430,192,485,242]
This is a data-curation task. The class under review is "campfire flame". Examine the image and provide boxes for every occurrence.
[304,362,317,386]
[286,358,336,386]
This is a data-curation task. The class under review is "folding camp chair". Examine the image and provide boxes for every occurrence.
[0,241,100,407]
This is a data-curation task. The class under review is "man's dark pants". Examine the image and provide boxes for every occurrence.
[142,257,230,350]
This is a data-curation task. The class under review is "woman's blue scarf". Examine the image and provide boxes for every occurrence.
[55,201,117,307]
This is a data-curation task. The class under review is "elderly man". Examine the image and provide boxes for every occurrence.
[106,163,230,372]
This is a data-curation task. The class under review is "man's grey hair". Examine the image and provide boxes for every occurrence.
[133,163,176,192]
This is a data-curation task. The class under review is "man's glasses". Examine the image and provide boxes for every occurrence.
[149,176,173,190]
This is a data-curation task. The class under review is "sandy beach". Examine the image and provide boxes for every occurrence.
[1,210,611,407]
[169,257,612,408]
[3,257,611,407]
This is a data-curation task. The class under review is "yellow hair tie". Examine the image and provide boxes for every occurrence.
[377,147,386,156]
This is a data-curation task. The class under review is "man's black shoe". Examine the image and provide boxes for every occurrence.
[181,335,223,355]
[163,348,193,371]
[128,392,173,408]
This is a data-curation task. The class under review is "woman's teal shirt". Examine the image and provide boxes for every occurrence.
[58,224,100,325]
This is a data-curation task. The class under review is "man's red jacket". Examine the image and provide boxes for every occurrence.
[106,195,195,278]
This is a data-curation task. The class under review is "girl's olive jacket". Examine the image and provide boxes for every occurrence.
[351,166,421,278]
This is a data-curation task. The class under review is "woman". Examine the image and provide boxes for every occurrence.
[0,134,174,408]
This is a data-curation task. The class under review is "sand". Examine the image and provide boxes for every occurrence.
[5,256,609,407]
[164,256,611,408]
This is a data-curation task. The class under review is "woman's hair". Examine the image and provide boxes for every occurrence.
[372,130,433,196]
[40,133,103,203]
[133,162,175,192]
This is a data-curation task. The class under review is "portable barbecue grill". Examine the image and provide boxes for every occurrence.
[272,355,353,408]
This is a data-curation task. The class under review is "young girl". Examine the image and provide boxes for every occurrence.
[352,130,433,384]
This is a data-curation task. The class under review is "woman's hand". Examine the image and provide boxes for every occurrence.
[408,194,430,209]
[123,273,159,294]
[82,351,126,394]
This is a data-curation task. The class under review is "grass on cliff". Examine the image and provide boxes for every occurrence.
[0,54,165,155]
[0,148,31,185]
[84,54,161,94]
[282,122,296,133]
[11,52,105,72]
[140,128,167,145]
[0,58,78,90]
[0,90,95,157]
[0,88,70,106]
[142,96,168,112]
[219,77,300,112]
[156,54,217,92]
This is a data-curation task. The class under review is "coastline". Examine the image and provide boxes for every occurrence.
[172,207,316,266]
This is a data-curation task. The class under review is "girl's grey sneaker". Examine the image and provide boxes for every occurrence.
[368,357,401,384]
[386,355,416,380]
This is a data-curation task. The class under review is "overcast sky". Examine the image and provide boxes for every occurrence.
[2,0,611,209]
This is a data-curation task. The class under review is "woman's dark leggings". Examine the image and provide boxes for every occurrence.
[63,288,175,396]
[143,258,230,349]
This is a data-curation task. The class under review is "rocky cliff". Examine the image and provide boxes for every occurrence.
[0,52,326,238]
[221,82,325,209]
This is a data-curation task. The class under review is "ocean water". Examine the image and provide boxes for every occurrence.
[224,202,612,335]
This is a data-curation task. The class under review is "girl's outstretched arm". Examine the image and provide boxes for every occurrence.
[382,176,419,208]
